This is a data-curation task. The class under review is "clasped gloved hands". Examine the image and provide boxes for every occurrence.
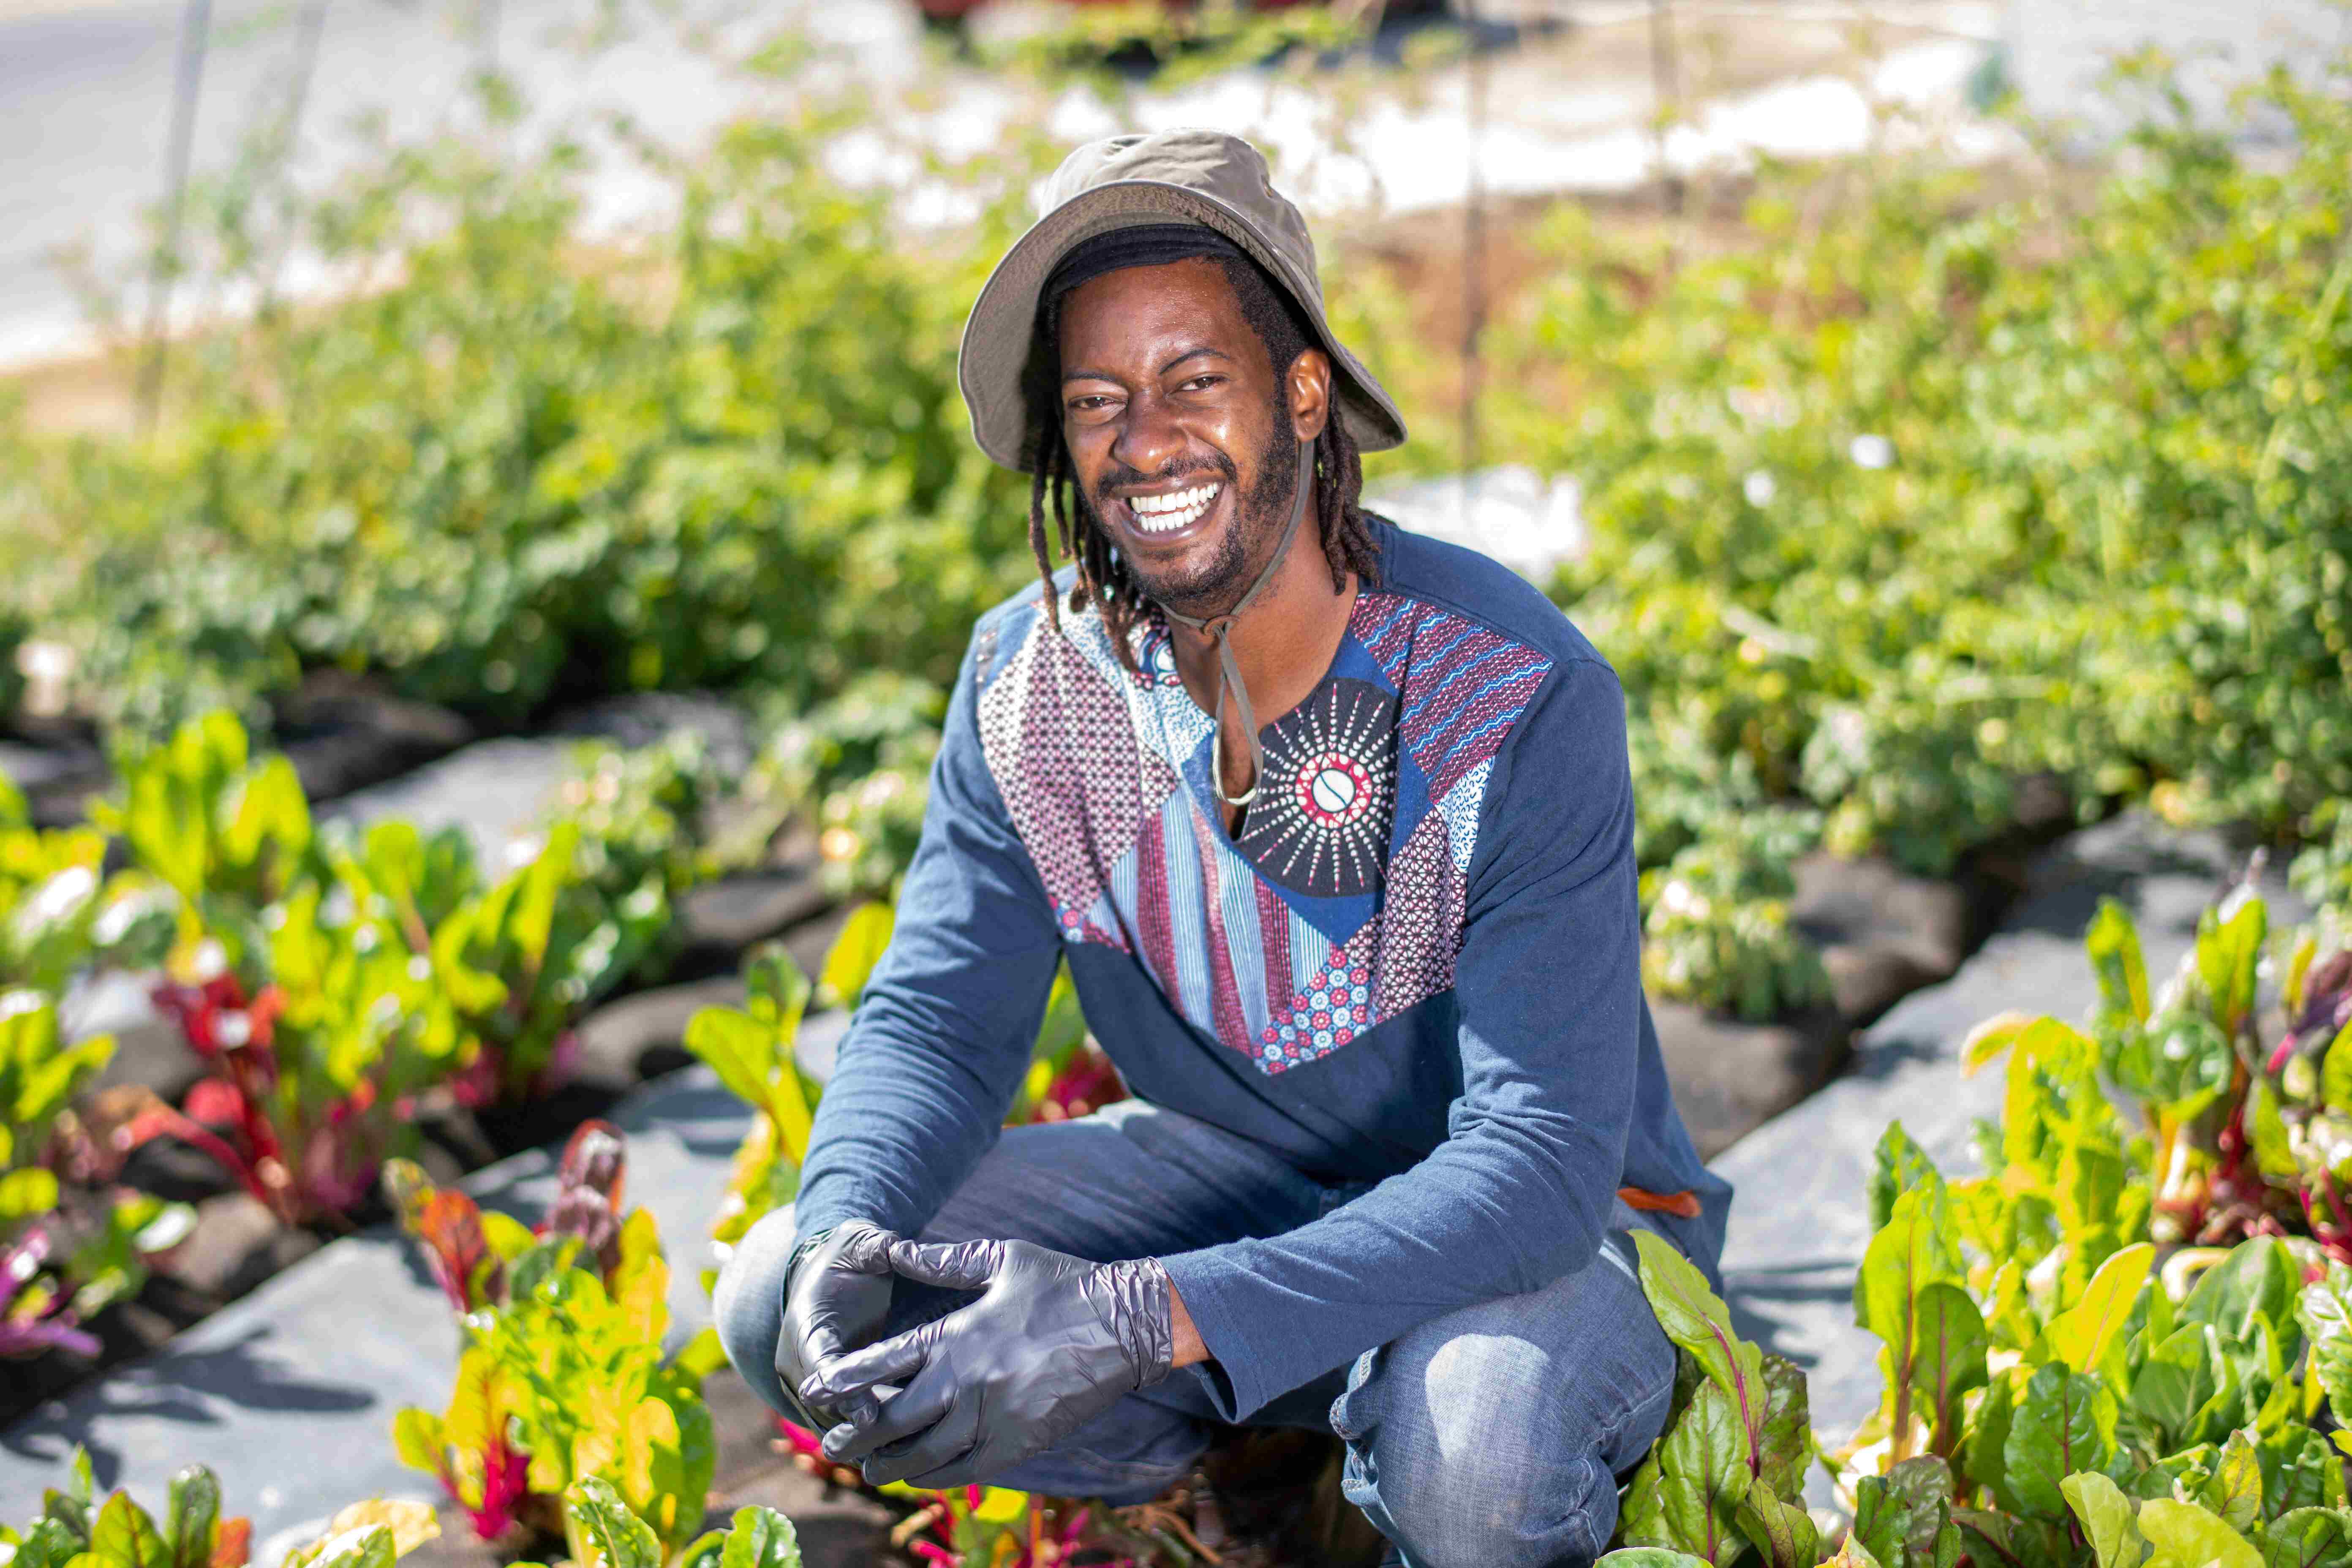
[775,1220,901,1432]
[798,1237,1176,1489]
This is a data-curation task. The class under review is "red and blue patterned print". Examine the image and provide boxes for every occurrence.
[975,591,1550,1076]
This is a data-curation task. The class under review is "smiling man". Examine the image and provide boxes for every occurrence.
[713,129,1731,1568]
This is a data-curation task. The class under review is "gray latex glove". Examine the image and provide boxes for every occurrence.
[776,1220,900,1432]
[799,1236,1176,1489]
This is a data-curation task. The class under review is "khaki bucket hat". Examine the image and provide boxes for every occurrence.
[958,128,1409,473]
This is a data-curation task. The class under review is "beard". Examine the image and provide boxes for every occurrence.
[1080,415,1301,617]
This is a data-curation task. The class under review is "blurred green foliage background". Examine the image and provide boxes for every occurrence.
[4,31,2351,1018]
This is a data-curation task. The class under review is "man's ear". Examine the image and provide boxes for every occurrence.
[1286,348,1334,444]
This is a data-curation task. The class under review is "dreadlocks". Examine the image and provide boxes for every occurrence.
[1019,250,1379,674]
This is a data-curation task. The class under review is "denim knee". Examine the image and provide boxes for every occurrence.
[1329,1243,1677,1568]
[711,1203,800,1421]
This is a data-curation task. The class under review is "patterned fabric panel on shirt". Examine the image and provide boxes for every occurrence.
[973,591,1551,1075]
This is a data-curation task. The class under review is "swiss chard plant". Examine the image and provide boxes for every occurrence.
[1956,876,2352,1264]
[0,772,172,995]
[4,1449,256,1568]
[130,860,480,1227]
[1612,1230,1818,1568]
[546,730,747,988]
[431,818,667,1102]
[2,994,193,1357]
[686,903,1123,1261]
[96,711,321,948]
[389,1122,727,1559]
[564,1479,800,1568]
[94,708,676,1220]
[681,943,819,1261]
[0,772,189,1357]
[1638,809,1832,1023]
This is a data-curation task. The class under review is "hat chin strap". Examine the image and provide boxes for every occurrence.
[1157,442,1317,810]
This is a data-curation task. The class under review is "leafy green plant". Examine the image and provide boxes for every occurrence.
[3,1448,256,1568]
[1639,811,1832,1021]
[1613,1231,1816,1568]
[681,944,818,1259]
[0,774,167,995]
[754,675,947,903]
[567,1481,800,1568]
[95,710,319,943]
[0,993,193,1358]
[92,709,675,1217]
[2289,801,2352,920]
[433,818,668,1100]
[547,730,751,986]
[17,91,1047,745]
[390,1122,726,1557]
[1941,878,2352,1266]
[688,903,1121,1261]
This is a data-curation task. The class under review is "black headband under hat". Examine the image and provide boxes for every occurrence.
[1042,223,1255,312]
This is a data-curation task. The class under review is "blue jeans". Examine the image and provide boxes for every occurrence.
[713,1100,1677,1568]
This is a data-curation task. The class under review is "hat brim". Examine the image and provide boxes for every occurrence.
[958,180,1409,473]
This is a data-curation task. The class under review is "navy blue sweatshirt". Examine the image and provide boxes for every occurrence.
[790,519,1731,1421]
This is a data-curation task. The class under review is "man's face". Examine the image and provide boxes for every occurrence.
[1056,256,1323,614]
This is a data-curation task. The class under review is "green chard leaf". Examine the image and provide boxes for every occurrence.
[2046,1244,2155,1378]
[2262,1509,2352,1568]
[2130,1323,2221,1451]
[2188,1239,2304,1367]
[2260,1429,2348,1519]
[1870,1123,1942,1231]
[2300,1263,2352,1427]
[1633,1232,1767,1410]
[1856,1455,1955,1568]
[1735,1478,1818,1568]
[716,1507,803,1568]
[1754,1353,1813,1497]
[2004,1362,2118,1522]
[1621,1383,1753,1566]
[566,1478,663,1568]
[163,1468,221,1568]
[1908,1284,1988,1452]
[88,1494,172,1568]
[2201,1430,2265,1538]
[2063,1472,2147,1568]
[2086,900,2151,1029]
[2139,1499,2259,1568]
[9,1519,87,1568]
[1961,1370,2019,1511]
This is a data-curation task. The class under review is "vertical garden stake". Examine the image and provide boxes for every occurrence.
[137,0,213,433]
[1459,0,1488,484]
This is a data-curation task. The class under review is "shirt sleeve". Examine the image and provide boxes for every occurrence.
[787,622,1065,1246]
[1158,656,1644,1420]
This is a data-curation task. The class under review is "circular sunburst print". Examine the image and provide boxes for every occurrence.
[1233,677,1397,898]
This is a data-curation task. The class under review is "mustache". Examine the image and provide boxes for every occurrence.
[1092,450,1239,509]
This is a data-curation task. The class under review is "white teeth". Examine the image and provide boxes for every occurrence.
[1128,483,1219,533]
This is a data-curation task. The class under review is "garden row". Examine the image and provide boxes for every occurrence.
[7,46,2352,1023]
[362,771,2352,1565]
[0,656,2006,1460]
[17,768,2352,1568]
[0,687,920,1431]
